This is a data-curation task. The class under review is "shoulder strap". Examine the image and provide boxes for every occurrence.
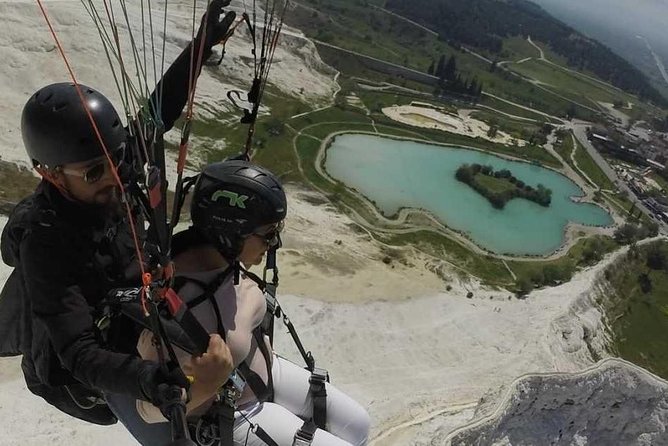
[236,326,274,403]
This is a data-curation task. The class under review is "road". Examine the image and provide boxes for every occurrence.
[569,123,667,231]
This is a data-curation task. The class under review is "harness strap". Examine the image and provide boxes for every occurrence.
[234,327,274,403]
[254,425,280,446]
[292,420,317,446]
[217,401,235,446]
[309,369,328,430]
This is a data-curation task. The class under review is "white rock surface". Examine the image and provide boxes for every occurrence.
[0,0,338,182]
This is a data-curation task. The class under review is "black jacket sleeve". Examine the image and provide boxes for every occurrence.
[146,37,211,133]
[19,226,151,399]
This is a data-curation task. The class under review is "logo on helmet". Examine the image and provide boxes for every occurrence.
[211,190,249,209]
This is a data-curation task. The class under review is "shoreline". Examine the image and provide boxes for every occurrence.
[312,130,615,262]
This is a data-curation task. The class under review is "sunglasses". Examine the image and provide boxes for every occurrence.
[59,144,126,184]
[253,221,284,247]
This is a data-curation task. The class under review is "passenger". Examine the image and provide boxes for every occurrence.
[111,159,371,445]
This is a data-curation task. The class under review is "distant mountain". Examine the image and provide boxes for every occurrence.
[384,0,668,106]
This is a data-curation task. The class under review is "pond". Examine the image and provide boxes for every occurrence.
[325,133,613,256]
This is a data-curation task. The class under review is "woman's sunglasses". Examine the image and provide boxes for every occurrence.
[253,220,284,247]
[58,144,126,184]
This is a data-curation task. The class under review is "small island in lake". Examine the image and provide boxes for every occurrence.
[455,163,552,209]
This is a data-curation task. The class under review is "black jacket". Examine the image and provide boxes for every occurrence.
[0,37,209,424]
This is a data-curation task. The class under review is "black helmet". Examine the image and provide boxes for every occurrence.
[21,82,126,167]
[191,160,287,259]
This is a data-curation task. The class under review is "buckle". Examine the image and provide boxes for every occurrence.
[221,370,246,407]
[292,429,314,446]
[309,368,329,384]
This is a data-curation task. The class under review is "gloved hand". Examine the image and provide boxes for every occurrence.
[196,0,237,52]
[138,362,191,413]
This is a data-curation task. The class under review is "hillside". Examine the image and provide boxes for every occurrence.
[384,0,668,106]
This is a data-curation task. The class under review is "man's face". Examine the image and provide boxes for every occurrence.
[55,156,119,206]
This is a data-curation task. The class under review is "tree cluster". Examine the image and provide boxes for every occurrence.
[428,54,483,99]
[385,0,667,106]
[613,221,660,245]
[455,163,552,209]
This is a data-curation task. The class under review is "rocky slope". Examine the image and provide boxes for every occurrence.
[446,358,668,445]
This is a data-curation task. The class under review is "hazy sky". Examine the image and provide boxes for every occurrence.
[530,0,668,63]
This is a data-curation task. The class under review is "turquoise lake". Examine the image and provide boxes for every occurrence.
[325,133,613,256]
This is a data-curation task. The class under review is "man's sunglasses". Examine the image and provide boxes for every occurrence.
[253,220,284,247]
[59,144,126,184]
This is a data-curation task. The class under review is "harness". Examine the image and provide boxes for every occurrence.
[167,249,329,446]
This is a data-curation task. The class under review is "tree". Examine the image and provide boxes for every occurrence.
[487,125,498,138]
[542,264,568,285]
[581,238,605,264]
[644,221,660,238]
[614,223,639,245]
[435,54,447,78]
[444,55,457,81]
[638,272,653,294]
[428,60,435,75]
[265,118,285,136]
[646,244,666,270]
[516,277,533,296]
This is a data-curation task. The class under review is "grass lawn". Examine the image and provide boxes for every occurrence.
[572,139,616,190]
[508,59,636,107]
[474,173,517,194]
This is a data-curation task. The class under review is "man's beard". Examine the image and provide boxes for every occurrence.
[94,186,124,219]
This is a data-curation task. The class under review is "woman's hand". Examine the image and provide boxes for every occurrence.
[191,334,234,394]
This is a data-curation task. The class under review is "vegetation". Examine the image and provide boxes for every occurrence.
[456,163,552,209]
[289,0,609,120]
[613,221,660,245]
[603,241,668,379]
[572,139,616,190]
[385,0,667,105]
[509,236,619,296]
[430,54,483,99]
[0,161,39,214]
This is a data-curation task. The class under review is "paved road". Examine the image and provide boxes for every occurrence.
[570,124,668,232]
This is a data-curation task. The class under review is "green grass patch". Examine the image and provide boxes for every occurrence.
[479,95,558,122]
[469,110,542,142]
[501,36,541,60]
[572,139,616,190]
[0,161,39,214]
[474,173,517,194]
[553,131,576,170]
[508,235,619,294]
[650,173,668,192]
[508,59,635,107]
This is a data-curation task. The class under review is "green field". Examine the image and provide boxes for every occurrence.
[509,59,633,107]
[572,139,616,190]
[286,0,610,121]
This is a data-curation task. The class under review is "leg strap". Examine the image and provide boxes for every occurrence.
[309,368,328,430]
[292,420,317,446]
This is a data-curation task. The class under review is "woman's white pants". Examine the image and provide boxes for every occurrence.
[233,356,370,446]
